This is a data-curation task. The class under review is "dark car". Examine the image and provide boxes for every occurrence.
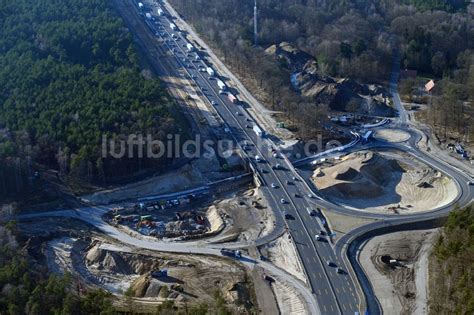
[263,274,275,283]
[327,260,336,267]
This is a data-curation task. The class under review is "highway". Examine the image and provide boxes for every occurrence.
[15,1,473,314]
[134,2,473,314]
[135,1,360,313]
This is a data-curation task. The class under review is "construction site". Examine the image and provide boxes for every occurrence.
[312,150,457,213]
[16,187,306,313]
[359,229,438,314]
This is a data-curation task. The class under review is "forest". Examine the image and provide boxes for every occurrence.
[169,0,473,138]
[430,204,474,314]
[0,0,189,197]
[0,221,114,314]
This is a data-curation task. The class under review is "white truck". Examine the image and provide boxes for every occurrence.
[206,67,215,76]
[186,43,194,52]
[227,93,237,104]
[157,8,164,16]
[170,23,177,30]
[217,79,226,90]
[138,2,144,8]
[253,125,263,137]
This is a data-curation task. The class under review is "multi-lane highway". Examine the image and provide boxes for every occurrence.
[17,1,472,314]
[135,1,361,313]
[137,2,473,314]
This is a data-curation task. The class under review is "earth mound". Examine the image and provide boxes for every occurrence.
[265,42,395,116]
[313,151,457,213]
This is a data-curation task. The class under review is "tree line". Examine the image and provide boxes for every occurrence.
[430,204,474,314]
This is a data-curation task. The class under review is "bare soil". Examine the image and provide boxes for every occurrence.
[48,235,257,314]
[259,233,307,284]
[359,229,438,315]
[211,189,276,244]
[82,158,223,205]
[375,129,411,143]
[313,150,457,214]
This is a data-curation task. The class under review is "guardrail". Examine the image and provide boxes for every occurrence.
[293,132,361,165]
[361,118,390,129]
[138,173,253,203]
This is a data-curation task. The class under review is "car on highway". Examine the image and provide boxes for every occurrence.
[336,267,344,274]
[327,260,336,267]
[284,213,294,220]
[271,183,277,188]
[274,163,281,170]
[319,229,325,235]
[245,124,251,128]
[286,180,292,185]
[468,181,474,186]
[315,234,322,241]
[307,193,312,198]
[280,198,286,204]
[211,100,217,106]
[293,193,299,198]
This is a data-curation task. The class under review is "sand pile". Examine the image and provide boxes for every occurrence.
[318,152,404,199]
[207,205,225,232]
[129,275,164,298]
[86,242,132,274]
[313,151,457,213]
